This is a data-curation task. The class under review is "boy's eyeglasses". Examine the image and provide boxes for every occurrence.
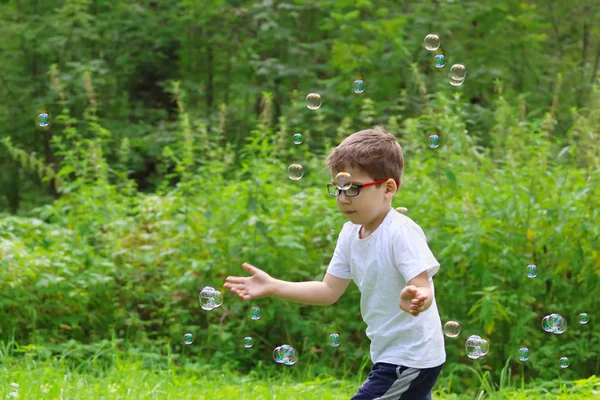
[327,179,398,197]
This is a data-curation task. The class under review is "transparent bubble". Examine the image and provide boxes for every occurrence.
[429,134,440,148]
[449,78,464,87]
[395,207,408,214]
[519,347,529,362]
[443,321,461,338]
[450,64,467,81]
[293,133,303,144]
[424,34,440,51]
[199,286,221,311]
[183,333,193,345]
[465,335,488,359]
[526,264,537,278]
[273,344,299,365]
[353,80,365,94]
[478,339,489,356]
[334,172,352,190]
[578,313,589,324]
[465,335,483,359]
[553,316,567,334]
[434,54,445,68]
[306,93,322,110]
[329,333,340,347]
[243,337,254,348]
[288,164,304,180]
[38,113,50,127]
[250,306,261,320]
[559,357,569,369]
[330,229,335,234]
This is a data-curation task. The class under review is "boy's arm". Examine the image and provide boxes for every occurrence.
[272,273,350,306]
[224,263,350,306]
[399,271,433,316]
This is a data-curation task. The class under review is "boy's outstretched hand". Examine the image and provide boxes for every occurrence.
[224,263,275,301]
[399,285,431,317]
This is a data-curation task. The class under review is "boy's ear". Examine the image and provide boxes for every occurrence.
[385,178,398,194]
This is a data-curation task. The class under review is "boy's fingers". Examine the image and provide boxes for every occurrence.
[242,263,259,274]
[226,276,246,284]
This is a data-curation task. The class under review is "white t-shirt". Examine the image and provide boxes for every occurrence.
[327,208,446,368]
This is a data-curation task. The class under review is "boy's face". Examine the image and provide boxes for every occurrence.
[330,166,396,227]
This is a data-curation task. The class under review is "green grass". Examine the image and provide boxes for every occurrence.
[0,352,598,399]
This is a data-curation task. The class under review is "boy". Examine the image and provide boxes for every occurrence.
[224,126,445,400]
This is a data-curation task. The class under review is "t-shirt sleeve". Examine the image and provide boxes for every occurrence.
[392,223,440,283]
[326,225,352,280]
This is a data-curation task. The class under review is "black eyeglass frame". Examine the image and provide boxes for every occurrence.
[327,179,399,197]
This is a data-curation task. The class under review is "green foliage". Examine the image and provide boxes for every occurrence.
[0,0,599,395]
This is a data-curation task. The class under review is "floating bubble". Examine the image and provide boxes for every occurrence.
[183,333,193,345]
[306,93,322,110]
[553,316,567,334]
[329,333,340,347]
[38,113,49,127]
[330,229,335,234]
[518,347,529,362]
[434,54,445,68]
[334,172,352,190]
[273,344,299,366]
[526,264,537,278]
[559,357,569,369]
[250,306,261,320]
[542,313,567,334]
[395,207,408,214]
[424,34,440,51]
[429,134,440,148]
[243,337,254,348]
[443,321,461,338]
[288,164,304,180]
[353,80,365,94]
[293,133,303,144]
[465,335,488,359]
[578,313,589,325]
[199,286,222,311]
[450,64,467,81]
[449,78,464,87]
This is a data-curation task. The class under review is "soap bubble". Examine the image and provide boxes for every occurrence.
[288,164,304,180]
[306,93,322,110]
[542,313,567,334]
[424,34,440,51]
[429,134,440,148]
[243,337,254,348]
[578,313,589,324]
[38,113,50,127]
[526,264,537,278]
[329,333,340,347]
[250,306,261,320]
[465,335,488,359]
[434,54,445,68]
[395,207,408,214]
[559,357,569,369]
[293,133,303,144]
[273,344,299,365]
[199,286,222,311]
[450,64,467,81]
[334,172,352,190]
[353,80,365,94]
[443,321,461,338]
[518,347,529,362]
[183,333,193,345]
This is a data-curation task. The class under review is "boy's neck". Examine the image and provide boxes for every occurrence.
[359,207,392,239]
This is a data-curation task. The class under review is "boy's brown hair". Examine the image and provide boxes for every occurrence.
[325,125,404,187]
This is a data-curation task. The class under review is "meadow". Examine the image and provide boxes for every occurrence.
[1,1,600,399]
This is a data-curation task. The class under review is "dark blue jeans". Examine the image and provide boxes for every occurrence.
[351,362,443,400]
